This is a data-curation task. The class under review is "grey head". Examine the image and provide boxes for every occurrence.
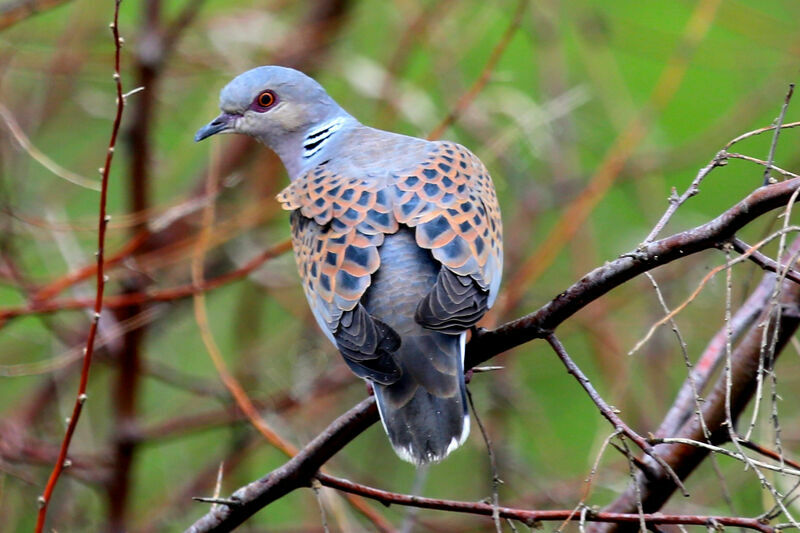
[195,66,356,179]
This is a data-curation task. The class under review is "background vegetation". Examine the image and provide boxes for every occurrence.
[1,0,800,531]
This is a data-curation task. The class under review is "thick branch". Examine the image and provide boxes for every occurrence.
[185,397,378,532]
[188,179,800,531]
[467,178,800,368]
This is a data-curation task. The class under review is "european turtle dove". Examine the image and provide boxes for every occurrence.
[195,66,503,464]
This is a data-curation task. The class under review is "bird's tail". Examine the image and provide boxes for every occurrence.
[373,331,469,465]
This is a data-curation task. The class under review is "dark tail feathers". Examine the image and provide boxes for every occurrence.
[372,332,469,464]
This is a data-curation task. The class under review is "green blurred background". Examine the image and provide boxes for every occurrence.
[1,0,799,531]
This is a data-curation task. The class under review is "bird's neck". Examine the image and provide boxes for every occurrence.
[275,115,358,180]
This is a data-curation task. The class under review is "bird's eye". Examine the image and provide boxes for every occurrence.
[252,90,277,111]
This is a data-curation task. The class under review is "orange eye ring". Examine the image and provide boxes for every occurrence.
[257,90,276,108]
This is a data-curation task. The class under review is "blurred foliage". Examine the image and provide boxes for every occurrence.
[1,0,800,531]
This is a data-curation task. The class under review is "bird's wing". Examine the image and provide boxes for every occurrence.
[393,141,503,333]
[277,141,503,375]
[278,167,402,384]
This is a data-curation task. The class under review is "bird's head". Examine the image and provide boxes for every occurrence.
[194,66,349,155]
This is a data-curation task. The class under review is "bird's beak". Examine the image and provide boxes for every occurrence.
[194,113,237,142]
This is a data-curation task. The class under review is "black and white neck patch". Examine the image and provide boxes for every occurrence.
[302,117,346,159]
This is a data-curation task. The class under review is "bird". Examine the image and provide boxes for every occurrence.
[195,66,502,464]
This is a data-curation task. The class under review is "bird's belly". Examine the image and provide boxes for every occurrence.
[361,228,437,336]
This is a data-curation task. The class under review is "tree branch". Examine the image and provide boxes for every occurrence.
[187,177,800,531]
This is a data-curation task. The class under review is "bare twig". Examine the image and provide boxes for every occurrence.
[738,437,800,471]
[727,152,799,180]
[724,120,800,150]
[35,2,125,530]
[545,333,687,496]
[467,388,503,533]
[643,151,726,244]
[731,236,800,285]
[648,437,800,477]
[763,84,795,185]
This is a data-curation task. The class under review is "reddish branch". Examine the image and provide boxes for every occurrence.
[317,474,773,533]
[0,239,292,320]
[35,2,125,531]
[187,178,800,531]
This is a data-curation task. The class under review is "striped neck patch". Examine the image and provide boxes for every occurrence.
[302,117,346,159]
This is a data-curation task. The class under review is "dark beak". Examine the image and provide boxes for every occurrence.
[194,113,237,142]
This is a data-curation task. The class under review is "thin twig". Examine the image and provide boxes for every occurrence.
[35,2,125,531]
[727,153,800,180]
[629,226,800,355]
[649,438,800,477]
[643,151,726,244]
[763,84,795,185]
[724,121,800,150]
[618,437,647,533]
[544,333,688,496]
[739,437,800,471]
[730,237,800,285]
[467,388,503,533]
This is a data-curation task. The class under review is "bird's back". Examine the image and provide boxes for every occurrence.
[362,227,469,463]
[320,125,434,179]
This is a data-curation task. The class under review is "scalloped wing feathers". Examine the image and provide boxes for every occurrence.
[277,140,503,339]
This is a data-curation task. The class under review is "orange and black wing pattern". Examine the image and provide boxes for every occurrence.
[278,166,401,383]
[393,142,503,333]
[277,140,503,370]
